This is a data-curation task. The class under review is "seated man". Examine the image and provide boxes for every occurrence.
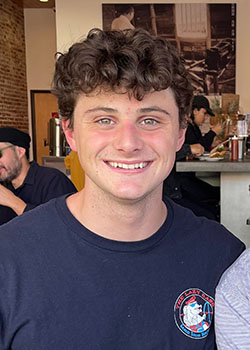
[0,127,76,224]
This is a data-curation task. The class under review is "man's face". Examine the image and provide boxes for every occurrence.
[193,107,208,126]
[0,143,22,182]
[64,89,185,202]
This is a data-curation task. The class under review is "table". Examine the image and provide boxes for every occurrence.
[176,155,250,247]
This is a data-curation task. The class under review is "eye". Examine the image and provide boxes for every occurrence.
[97,118,115,126]
[141,118,158,126]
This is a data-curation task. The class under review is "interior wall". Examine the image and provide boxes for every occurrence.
[0,0,28,131]
[24,8,56,158]
[55,0,250,113]
[24,9,56,90]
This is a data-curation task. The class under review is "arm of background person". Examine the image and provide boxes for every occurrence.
[0,184,26,215]
[215,249,250,350]
[176,143,204,160]
[201,122,224,150]
[185,122,215,151]
[0,172,77,215]
[200,130,217,150]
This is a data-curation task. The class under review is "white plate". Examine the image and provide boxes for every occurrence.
[205,157,223,162]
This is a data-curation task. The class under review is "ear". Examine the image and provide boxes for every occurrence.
[176,127,186,152]
[193,108,198,116]
[62,119,77,152]
[15,146,26,159]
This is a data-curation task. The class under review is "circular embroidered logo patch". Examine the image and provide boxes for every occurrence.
[174,288,214,339]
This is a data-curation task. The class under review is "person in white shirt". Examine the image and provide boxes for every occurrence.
[215,248,250,349]
[111,5,135,31]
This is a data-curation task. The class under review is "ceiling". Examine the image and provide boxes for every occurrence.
[13,0,55,8]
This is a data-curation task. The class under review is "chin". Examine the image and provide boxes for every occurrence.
[110,184,157,202]
[113,192,144,202]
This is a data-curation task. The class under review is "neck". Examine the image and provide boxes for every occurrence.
[12,158,30,189]
[66,185,167,242]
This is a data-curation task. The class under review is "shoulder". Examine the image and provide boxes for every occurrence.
[217,248,250,292]
[31,161,66,177]
[0,197,64,252]
[30,162,75,187]
[0,198,58,233]
[168,198,245,261]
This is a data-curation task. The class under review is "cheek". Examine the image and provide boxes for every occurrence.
[76,130,113,155]
[144,130,178,154]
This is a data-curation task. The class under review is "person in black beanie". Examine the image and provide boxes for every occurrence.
[0,127,76,224]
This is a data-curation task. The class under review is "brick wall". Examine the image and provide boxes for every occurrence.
[0,0,28,132]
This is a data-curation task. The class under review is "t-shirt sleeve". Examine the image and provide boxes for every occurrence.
[215,249,250,350]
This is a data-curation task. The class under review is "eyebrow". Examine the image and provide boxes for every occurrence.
[85,106,170,115]
[85,107,118,114]
[138,107,170,116]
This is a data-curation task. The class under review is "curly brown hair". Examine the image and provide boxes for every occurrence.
[52,28,193,129]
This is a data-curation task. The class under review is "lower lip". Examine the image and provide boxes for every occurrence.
[105,161,152,173]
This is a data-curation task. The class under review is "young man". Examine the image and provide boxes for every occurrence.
[0,28,244,349]
[0,127,76,224]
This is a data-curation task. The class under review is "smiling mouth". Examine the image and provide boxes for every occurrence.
[108,161,149,170]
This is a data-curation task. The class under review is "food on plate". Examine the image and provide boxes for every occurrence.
[209,144,227,158]
[209,150,226,158]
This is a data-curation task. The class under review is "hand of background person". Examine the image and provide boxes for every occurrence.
[211,122,223,136]
[190,143,204,157]
[0,184,26,215]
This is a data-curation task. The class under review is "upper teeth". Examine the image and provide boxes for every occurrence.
[108,162,148,169]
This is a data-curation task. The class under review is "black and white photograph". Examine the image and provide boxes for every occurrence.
[103,3,236,95]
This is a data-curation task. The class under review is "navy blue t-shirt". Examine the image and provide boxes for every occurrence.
[0,196,245,349]
[0,161,76,225]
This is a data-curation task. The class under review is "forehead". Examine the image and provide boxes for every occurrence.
[0,142,11,149]
[75,88,178,114]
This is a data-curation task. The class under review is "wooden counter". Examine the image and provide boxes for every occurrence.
[176,155,250,247]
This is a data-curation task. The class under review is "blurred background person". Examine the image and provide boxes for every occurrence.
[185,95,223,151]
[163,95,223,220]
[163,142,218,220]
[178,95,222,210]
[0,127,76,225]
[111,5,135,30]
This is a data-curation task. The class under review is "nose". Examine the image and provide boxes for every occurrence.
[113,121,143,154]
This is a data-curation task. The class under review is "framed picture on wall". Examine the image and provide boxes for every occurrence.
[102,3,236,96]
